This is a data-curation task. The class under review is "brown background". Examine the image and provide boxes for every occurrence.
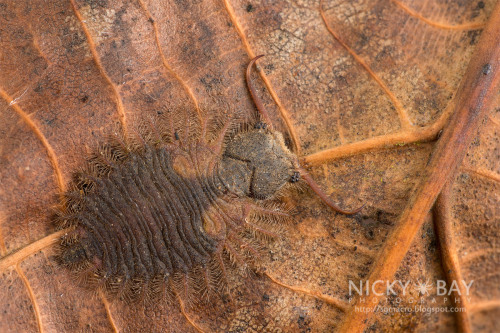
[0,0,498,332]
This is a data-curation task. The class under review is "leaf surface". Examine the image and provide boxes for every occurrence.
[0,0,498,332]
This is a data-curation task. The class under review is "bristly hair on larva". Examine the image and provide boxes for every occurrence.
[53,56,363,307]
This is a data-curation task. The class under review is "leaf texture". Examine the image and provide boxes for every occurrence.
[0,0,498,332]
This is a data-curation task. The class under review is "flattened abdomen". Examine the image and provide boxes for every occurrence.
[58,147,219,296]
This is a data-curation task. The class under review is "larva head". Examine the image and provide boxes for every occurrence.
[240,55,363,215]
[218,123,298,199]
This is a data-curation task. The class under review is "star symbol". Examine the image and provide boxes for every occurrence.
[414,279,433,295]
